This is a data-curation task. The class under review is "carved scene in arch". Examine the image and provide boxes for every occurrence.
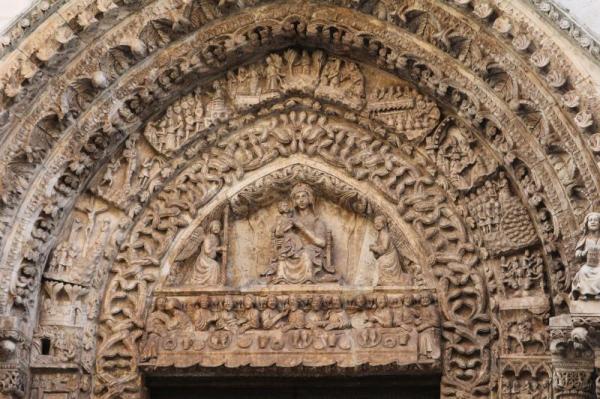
[142,48,441,157]
[146,164,439,371]
[163,165,427,290]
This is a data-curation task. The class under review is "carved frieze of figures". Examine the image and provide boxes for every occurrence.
[140,292,440,367]
[499,249,545,297]
[143,49,438,158]
[143,49,366,155]
[44,195,120,286]
[465,172,538,255]
[367,85,440,141]
[94,134,166,211]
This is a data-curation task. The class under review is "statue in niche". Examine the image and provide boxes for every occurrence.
[572,212,600,300]
[263,183,336,284]
[369,216,412,286]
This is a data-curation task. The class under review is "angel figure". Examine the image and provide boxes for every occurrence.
[174,220,226,286]
[369,216,412,286]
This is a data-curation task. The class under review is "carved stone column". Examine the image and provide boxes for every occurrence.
[0,316,29,398]
[549,312,596,399]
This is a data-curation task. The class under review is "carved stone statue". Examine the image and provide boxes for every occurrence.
[324,296,350,331]
[239,295,261,333]
[370,215,412,286]
[191,220,224,285]
[264,183,336,284]
[175,220,226,286]
[141,297,169,361]
[572,212,600,300]
[261,295,287,330]
[415,294,440,360]
[192,295,218,331]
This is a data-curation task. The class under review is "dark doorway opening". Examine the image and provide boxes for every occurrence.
[148,374,440,399]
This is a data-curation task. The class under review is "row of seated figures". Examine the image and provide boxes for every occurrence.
[141,291,441,368]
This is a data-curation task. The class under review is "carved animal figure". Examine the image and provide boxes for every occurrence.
[505,319,547,354]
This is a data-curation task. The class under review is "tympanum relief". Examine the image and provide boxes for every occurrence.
[165,170,422,289]
[17,44,557,397]
[149,166,433,369]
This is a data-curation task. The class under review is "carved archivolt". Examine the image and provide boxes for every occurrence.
[0,1,599,399]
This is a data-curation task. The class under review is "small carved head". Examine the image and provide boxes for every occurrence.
[267,295,277,309]
[354,294,366,308]
[311,296,322,311]
[155,297,167,311]
[243,295,254,309]
[331,296,342,309]
[374,215,387,231]
[289,295,298,310]
[421,294,432,306]
[376,294,387,308]
[291,183,315,211]
[223,295,234,310]
[209,220,222,234]
[198,294,209,309]
[277,200,292,215]
[583,212,600,234]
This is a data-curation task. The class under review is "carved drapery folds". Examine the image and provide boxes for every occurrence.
[0,0,599,398]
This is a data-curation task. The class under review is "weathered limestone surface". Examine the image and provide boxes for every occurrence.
[0,0,599,398]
